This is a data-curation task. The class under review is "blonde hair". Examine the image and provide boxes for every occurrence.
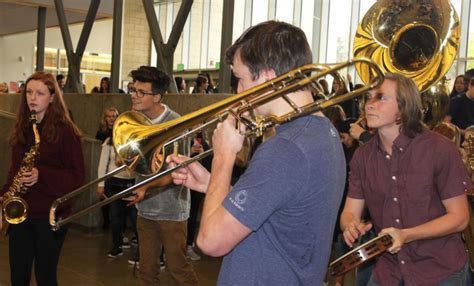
[99,107,119,132]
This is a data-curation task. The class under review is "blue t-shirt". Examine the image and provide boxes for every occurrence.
[219,115,346,286]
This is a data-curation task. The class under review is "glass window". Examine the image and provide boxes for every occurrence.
[165,2,174,40]
[208,1,224,69]
[233,0,246,43]
[446,0,462,88]
[173,1,184,69]
[301,0,315,48]
[188,0,204,69]
[163,0,472,79]
[467,2,474,58]
[326,0,352,63]
[275,0,294,24]
[158,3,168,39]
[252,0,269,25]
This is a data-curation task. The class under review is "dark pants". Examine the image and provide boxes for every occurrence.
[186,191,204,246]
[105,177,137,250]
[9,218,68,286]
[101,203,110,229]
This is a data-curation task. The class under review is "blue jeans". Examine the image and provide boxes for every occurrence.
[367,262,471,286]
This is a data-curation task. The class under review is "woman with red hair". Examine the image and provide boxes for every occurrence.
[1,71,85,286]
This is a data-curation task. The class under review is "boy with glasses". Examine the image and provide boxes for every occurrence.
[127,66,198,286]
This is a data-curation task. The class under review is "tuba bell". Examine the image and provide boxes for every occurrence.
[353,0,460,93]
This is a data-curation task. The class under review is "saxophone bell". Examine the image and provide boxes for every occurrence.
[3,197,28,224]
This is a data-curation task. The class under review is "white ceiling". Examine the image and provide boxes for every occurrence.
[0,0,113,36]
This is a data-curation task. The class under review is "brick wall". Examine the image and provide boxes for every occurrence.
[121,0,151,81]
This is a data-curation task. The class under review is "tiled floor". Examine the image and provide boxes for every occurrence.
[0,227,355,286]
[0,227,221,286]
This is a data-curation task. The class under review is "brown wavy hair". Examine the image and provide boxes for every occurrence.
[10,72,81,145]
[385,73,426,137]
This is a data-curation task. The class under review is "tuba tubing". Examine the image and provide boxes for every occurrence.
[49,58,384,231]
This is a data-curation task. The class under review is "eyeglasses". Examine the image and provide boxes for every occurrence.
[129,87,156,97]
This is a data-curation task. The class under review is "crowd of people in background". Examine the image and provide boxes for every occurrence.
[0,70,221,96]
[2,20,474,286]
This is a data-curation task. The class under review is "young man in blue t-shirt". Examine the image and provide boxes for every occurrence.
[168,20,346,285]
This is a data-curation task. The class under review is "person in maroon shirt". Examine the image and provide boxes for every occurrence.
[340,73,471,285]
[0,72,84,286]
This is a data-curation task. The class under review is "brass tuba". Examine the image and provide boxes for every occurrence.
[353,0,460,127]
[354,0,459,92]
[2,111,40,234]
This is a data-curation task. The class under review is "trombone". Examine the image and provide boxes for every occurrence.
[49,58,384,231]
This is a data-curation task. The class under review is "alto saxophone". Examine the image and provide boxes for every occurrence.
[2,111,40,235]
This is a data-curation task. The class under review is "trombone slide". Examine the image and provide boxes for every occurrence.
[49,58,384,231]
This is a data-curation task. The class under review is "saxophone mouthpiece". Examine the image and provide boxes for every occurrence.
[30,110,37,123]
[30,110,40,144]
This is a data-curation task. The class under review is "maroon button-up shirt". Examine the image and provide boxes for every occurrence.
[1,122,85,219]
[348,130,471,285]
